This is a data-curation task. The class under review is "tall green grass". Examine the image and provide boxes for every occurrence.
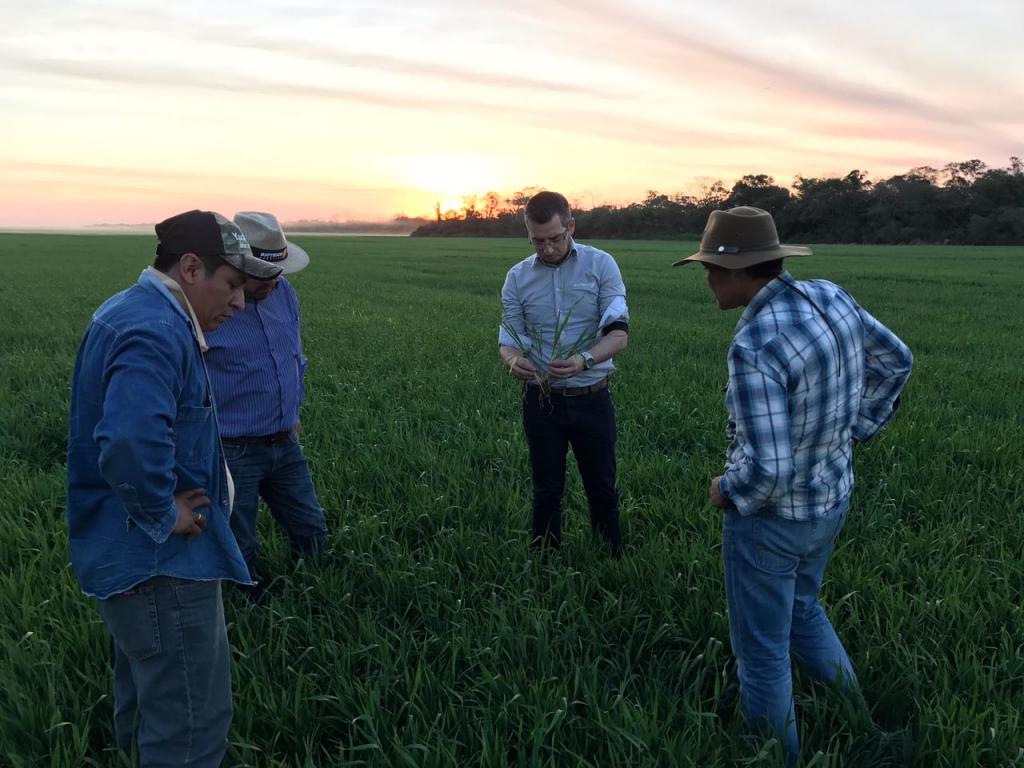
[1,234,1022,766]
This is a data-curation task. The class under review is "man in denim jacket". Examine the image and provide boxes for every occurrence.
[67,210,281,766]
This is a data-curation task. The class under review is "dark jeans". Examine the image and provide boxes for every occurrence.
[98,577,232,767]
[223,434,328,578]
[521,384,622,555]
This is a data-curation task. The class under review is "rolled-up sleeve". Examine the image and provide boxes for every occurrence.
[597,255,628,331]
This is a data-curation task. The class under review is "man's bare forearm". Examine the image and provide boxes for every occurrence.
[587,329,627,363]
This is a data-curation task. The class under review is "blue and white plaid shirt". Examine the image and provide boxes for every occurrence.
[718,273,912,519]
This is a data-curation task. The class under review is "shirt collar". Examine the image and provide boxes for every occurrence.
[531,239,578,269]
[140,267,209,352]
[735,272,792,336]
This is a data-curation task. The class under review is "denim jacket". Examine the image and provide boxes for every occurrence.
[67,269,252,599]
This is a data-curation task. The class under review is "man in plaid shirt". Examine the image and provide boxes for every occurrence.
[675,207,912,764]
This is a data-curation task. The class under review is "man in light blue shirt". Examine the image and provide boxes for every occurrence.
[499,191,629,556]
[205,212,327,601]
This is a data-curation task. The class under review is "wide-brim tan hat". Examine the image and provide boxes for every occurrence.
[233,211,310,275]
[672,206,811,268]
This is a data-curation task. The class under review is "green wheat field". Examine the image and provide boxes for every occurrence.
[1,233,1022,767]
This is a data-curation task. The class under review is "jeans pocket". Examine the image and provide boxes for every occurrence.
[99,581,162,661]
[752,515,800,575]
[169,579,223,637]
[222,441,247,461]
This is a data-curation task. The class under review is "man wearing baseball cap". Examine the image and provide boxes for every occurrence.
[67,209,281,766]
[205,211,327,602]
[675,206,912,764]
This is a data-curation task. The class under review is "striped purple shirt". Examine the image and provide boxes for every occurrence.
[204,277,307,439]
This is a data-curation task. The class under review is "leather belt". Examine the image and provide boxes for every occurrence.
[528,378,609,397]
[223,430,291,445]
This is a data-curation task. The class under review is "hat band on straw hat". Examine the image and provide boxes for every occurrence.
[251,245,289,263]
[703,240,781,255]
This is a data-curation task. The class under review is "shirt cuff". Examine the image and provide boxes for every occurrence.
[116,483,178,543]
[718,474,746,514]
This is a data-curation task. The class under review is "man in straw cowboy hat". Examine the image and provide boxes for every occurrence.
[675,206,912,762]
[205,212,328,602]
[67,210,283,765]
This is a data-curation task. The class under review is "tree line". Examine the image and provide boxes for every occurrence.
[410,158,1024,245]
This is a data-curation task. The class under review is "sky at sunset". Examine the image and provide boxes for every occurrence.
[2,0,1022,228]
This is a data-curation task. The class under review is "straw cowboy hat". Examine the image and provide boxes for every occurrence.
[673,206,812,269]
[233,211,310,275]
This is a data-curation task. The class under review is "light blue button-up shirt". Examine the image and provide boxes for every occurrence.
[499,240,629,388]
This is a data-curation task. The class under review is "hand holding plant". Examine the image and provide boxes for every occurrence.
[547,355,583,379]
[501,299,595,403]
[507,354,539,382]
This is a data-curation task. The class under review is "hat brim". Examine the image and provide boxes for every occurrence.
[223,252,284,280]
[269,240,310,274]
[672,244,812,268]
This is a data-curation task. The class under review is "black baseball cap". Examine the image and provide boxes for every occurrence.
[155,210,283,280]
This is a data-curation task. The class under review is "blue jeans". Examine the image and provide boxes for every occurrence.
[521,385,622,556]
[223,435,328,577]
[98,577,232,767]
[722,497,857,764]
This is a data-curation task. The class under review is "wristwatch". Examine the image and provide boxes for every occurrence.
[581,351,595,370]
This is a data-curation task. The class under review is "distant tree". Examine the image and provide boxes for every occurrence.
[935,160,991,236]
[411,160,1023,244]
[907,166,941,184]
[790,170,871,242]
[943,159,988,187]
[864,171,945,243]
[727,174,792,214]
[481,191,501,219]
[972,169,1024,209]
[695,180,728,208]
[505,186,544,214]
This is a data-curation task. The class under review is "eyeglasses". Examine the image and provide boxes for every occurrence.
[529,229,569,250]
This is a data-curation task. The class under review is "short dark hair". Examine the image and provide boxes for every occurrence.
[702,258,784,279]
[742,258,784,279]
[525,191,571,226]
[153,252,228,275]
